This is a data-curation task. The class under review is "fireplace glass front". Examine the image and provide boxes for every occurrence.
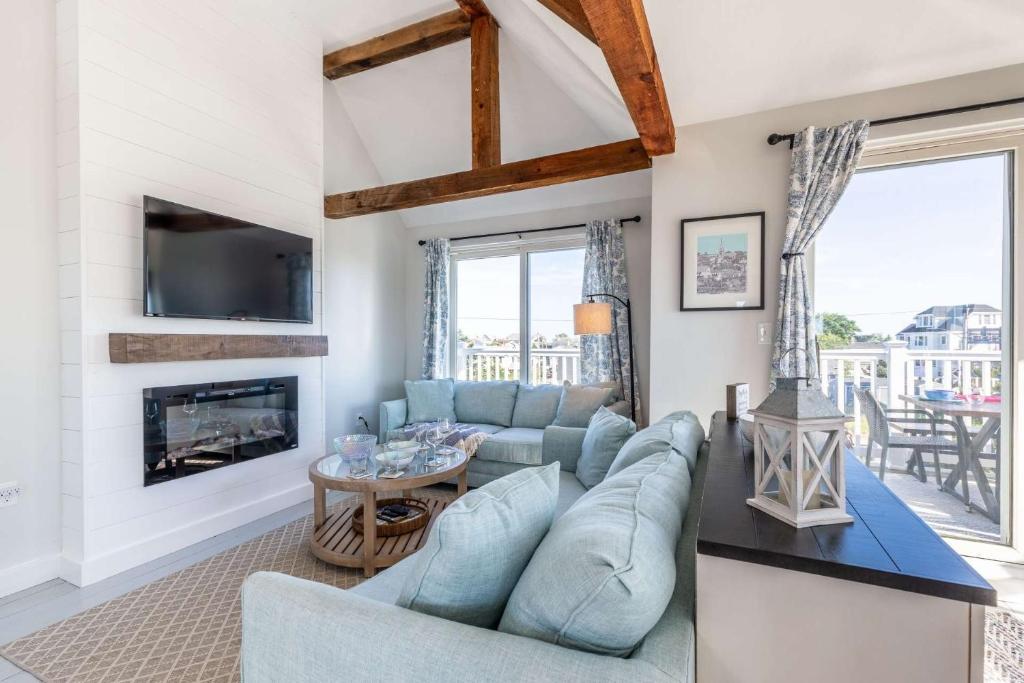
[143,376,298,486]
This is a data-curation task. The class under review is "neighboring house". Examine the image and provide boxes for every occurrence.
[895,304,1001,351]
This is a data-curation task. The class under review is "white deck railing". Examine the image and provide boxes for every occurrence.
[819,342,1002,443]
[457,347,580,385]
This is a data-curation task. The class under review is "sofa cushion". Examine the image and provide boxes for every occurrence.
[576,407,636,488]
[556,469,587,519]
[499,451,690,656]
[552,382,614,428]
[454,381,518,427]
[589,381,623,405]
[476,428,544,465]
[404,379,456,424]
[396,463,560,628]
[511,384,563,429]
[606,411,704,478]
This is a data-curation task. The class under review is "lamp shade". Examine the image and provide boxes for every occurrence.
[574,302,613,335]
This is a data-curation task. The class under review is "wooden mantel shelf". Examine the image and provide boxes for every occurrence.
[108,333,328,364]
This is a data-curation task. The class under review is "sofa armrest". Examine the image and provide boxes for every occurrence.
[542,425,588,472]
[378,398,407,442]
[241,572,670,683]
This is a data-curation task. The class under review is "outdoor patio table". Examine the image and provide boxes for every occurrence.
[899,394,1000,523]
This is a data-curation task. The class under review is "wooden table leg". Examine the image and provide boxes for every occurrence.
[313,482,326,530]
[362,490,377,578]
[458,469,468,496]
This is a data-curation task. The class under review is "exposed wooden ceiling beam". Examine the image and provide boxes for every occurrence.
[536,0,598,44]
[579,0,675,156]
[324,138,650,219]
[455,0,492,19]
[323,10,471,80]
[470,14,500,168]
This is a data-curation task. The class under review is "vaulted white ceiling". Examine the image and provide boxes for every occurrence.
[290,0,1024,226]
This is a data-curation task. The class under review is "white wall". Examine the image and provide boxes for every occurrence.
[58,0,326,585]
[0,0,62,598]
[402,193,653,417]
[323,83,408,440]
[649,63,1024,426]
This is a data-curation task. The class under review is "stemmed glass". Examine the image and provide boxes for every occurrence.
[424,424,443,467]
[434,417,456,464]
[182,398,198,431]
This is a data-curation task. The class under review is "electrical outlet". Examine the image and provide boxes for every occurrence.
[757,322,772,345]
[0,482,21,508]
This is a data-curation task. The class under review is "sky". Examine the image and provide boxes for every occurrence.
[815,152,1008,337]
[698,232,747,254]
[456,247,585,342]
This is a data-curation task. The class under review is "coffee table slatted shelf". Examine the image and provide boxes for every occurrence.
[311,497,452,570]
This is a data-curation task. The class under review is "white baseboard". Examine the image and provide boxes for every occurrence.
[59,481,313,587]
[0,554,61,599]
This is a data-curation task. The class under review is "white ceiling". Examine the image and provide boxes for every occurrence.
[289,0,1024,226]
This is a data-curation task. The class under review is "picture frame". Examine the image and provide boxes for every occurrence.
[680,212,765,312]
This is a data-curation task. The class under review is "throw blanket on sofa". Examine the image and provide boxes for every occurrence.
[399,423,489,458]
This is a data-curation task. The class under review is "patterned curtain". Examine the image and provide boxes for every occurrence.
[580,219,642,424]
[772,120,869,381]
[421,238,450,379]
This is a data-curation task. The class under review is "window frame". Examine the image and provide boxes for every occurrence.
[812,127,1023,562]
[449,232,586,385]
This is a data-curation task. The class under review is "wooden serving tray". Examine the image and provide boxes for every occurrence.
[352,497,431,537]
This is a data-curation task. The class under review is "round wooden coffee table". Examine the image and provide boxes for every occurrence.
[308,447,468,577]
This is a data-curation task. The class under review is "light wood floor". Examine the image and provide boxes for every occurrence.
[0,492,342,681]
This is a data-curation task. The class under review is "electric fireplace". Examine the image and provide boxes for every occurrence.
[143,376,298,486]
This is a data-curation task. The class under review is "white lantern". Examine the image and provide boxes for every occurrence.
[747,377,853,528]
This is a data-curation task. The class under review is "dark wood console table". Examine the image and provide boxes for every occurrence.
[695,411,994,683]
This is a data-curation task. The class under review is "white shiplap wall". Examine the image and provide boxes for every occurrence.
[57,0,325,585]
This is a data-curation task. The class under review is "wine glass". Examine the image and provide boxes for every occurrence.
[424,423,443,467]
[434,417,455,463]
[182,398,198,430]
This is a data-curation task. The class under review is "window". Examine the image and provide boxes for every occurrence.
[452,237,585,386]
[816,134,1018,553]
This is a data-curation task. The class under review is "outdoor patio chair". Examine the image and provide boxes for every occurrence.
[854,388,966,491]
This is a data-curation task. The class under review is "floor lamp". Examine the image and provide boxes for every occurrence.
[573,293,636,422]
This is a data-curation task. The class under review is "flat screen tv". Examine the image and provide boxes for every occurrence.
[144,196,313,323]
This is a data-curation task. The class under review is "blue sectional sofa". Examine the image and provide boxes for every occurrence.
[379,379,631,487]
[241,410,707,682]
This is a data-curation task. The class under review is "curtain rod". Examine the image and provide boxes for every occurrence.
[766,95,1024,148]
[416,216,641,246]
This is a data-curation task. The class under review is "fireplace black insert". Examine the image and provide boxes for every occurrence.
[143,376,298,486]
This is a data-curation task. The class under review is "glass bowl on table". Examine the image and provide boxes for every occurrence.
[333,434,376,477]
[378,440,419,475]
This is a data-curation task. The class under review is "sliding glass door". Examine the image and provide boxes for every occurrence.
[451,237,585,386]
[815,131,1020,556]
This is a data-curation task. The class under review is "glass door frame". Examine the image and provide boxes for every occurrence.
[449,233,586,385]
[815,128,1022,561]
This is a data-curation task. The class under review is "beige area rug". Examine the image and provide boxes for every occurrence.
[1,488,454,682]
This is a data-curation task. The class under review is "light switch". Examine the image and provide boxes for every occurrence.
[757,322,771,345]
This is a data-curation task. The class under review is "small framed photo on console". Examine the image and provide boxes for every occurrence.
[680,212,765,311]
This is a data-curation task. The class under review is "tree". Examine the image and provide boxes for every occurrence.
[817,313,860,350]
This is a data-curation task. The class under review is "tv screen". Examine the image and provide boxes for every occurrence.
[144,196,313,323]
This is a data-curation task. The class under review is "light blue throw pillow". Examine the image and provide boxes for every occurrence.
[404,378,456,424]
[454,380,518,426]
[552,382,613,428]
[511,384,563,429]
[499,451,690,656]
[606,410,704,478]
[576,407,636,488]
[396,463,560,628]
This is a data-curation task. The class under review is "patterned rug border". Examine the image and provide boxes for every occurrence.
[0,488,454,683]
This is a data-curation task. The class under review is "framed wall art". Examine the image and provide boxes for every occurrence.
[680,212,765,311]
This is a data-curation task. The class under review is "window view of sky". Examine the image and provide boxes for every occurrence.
[816,153,1008,338]
[455,248,584,346]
